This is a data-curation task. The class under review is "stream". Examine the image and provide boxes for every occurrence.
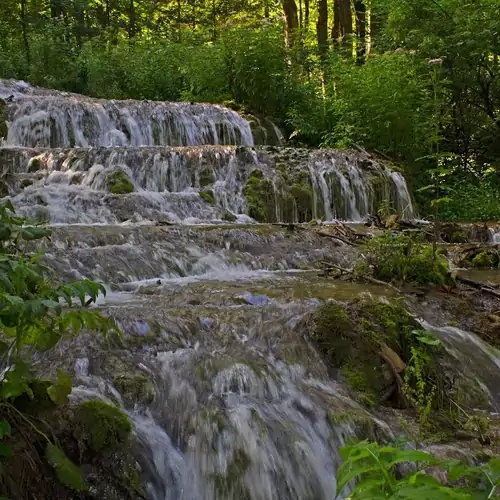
[1,79,500,499]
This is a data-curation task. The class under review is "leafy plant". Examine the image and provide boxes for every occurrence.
[356,231,452,285]
[337,440,500,499]
[0,201,118,490]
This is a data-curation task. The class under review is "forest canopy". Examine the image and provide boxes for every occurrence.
[0,0,499,219]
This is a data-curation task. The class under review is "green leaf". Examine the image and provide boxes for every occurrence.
[388,449,436,467]
[336,464,381,494]
[0,420,11,439]
[47,369,72,405]
[0,442,11,458]
[45,443,86,492]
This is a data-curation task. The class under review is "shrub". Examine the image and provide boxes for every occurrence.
[357,232,452,285]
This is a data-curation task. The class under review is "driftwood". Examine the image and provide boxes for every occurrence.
[456,275,500,299]
[321,261,402,292]
[316,231,354,246]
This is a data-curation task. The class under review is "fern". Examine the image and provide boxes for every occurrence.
[45,443,86,492]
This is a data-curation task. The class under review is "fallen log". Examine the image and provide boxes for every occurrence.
[456,275,500,299]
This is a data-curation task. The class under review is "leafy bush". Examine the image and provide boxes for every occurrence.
[357,232,452,285]
[0,201,119,492]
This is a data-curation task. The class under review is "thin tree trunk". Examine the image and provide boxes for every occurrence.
[20,0,30,68]
[354,0,366,63]
[129,0,136,38]
[299,0,303,28]
[282,0,299,46]
[304,0,309,30]
[316,0,328,61]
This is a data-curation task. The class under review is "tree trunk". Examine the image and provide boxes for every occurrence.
[332,0,352,43]
[316,0,328,61]
[354,0,366,62]
[20,0,30,68]
[304,0,309,29]
[282,0,299,46]
[128,0,136,38]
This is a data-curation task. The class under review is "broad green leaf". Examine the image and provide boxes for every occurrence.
[45,443,86,492]
[0,420,11,439]
[388,449,436,467]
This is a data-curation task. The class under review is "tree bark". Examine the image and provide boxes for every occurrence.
[316,0,328,61]
[20,0,30,67]
[304,0,309,29]
[354,0,366,63]
[282,0,299,46]
[332,0,352,43]
[128,0,136,38]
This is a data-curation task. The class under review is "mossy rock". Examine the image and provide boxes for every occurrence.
[106,170,134,195]
[199,189,215,205]
[76,399,132,453]
[199,168,215,187]
[222,209,237,222]
[243,169,275,222]
[450,231,468,244]
[458,248,499,268]
[21,178,33,188]
[28,157,44,173]
[471,251,499,268]
[310,299,436,408]
[114,373,155,406]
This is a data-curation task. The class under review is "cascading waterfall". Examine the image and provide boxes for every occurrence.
[2,145,415,224]
[0,80,436,500]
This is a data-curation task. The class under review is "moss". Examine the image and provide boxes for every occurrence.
[310,299,430,408]
[450,231,468,243]
[200,189,215,205]
[328,410,385,441]
[28,157,43,173]
[199,168,215,187]
[0,99,7,139]
[471,251,498,268]
[243,169,275,222]
[221,209,237,222]
[290,183,313,222]
[76,399,132,453]
[106,170,134,194]
[21,179,33,188]
[114,373,155,406]
[211,449,251,500]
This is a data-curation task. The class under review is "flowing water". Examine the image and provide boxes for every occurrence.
[1,81,498,499]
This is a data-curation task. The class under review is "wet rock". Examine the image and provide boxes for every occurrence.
[106,169,134,194]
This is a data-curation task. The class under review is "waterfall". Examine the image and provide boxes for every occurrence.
[2,145,415,224]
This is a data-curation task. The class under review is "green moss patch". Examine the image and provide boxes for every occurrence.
[106,170,134,194]
[310,299,436,407]
[76,399,132,453]
[200,189,215,205]
[243,169,275,222]
[114,373,155,406]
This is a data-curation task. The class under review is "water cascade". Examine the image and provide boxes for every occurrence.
[7,81,494,500]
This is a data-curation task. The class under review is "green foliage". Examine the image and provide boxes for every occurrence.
[106,170,134,195]
[337,440,500,499]
[471,251,498,269]
[0,201,119,490]
[310,299,446,411]
[357,232,452,285]
[199,190,215,205]
[45,443,86,492]
[76,399,132,453]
